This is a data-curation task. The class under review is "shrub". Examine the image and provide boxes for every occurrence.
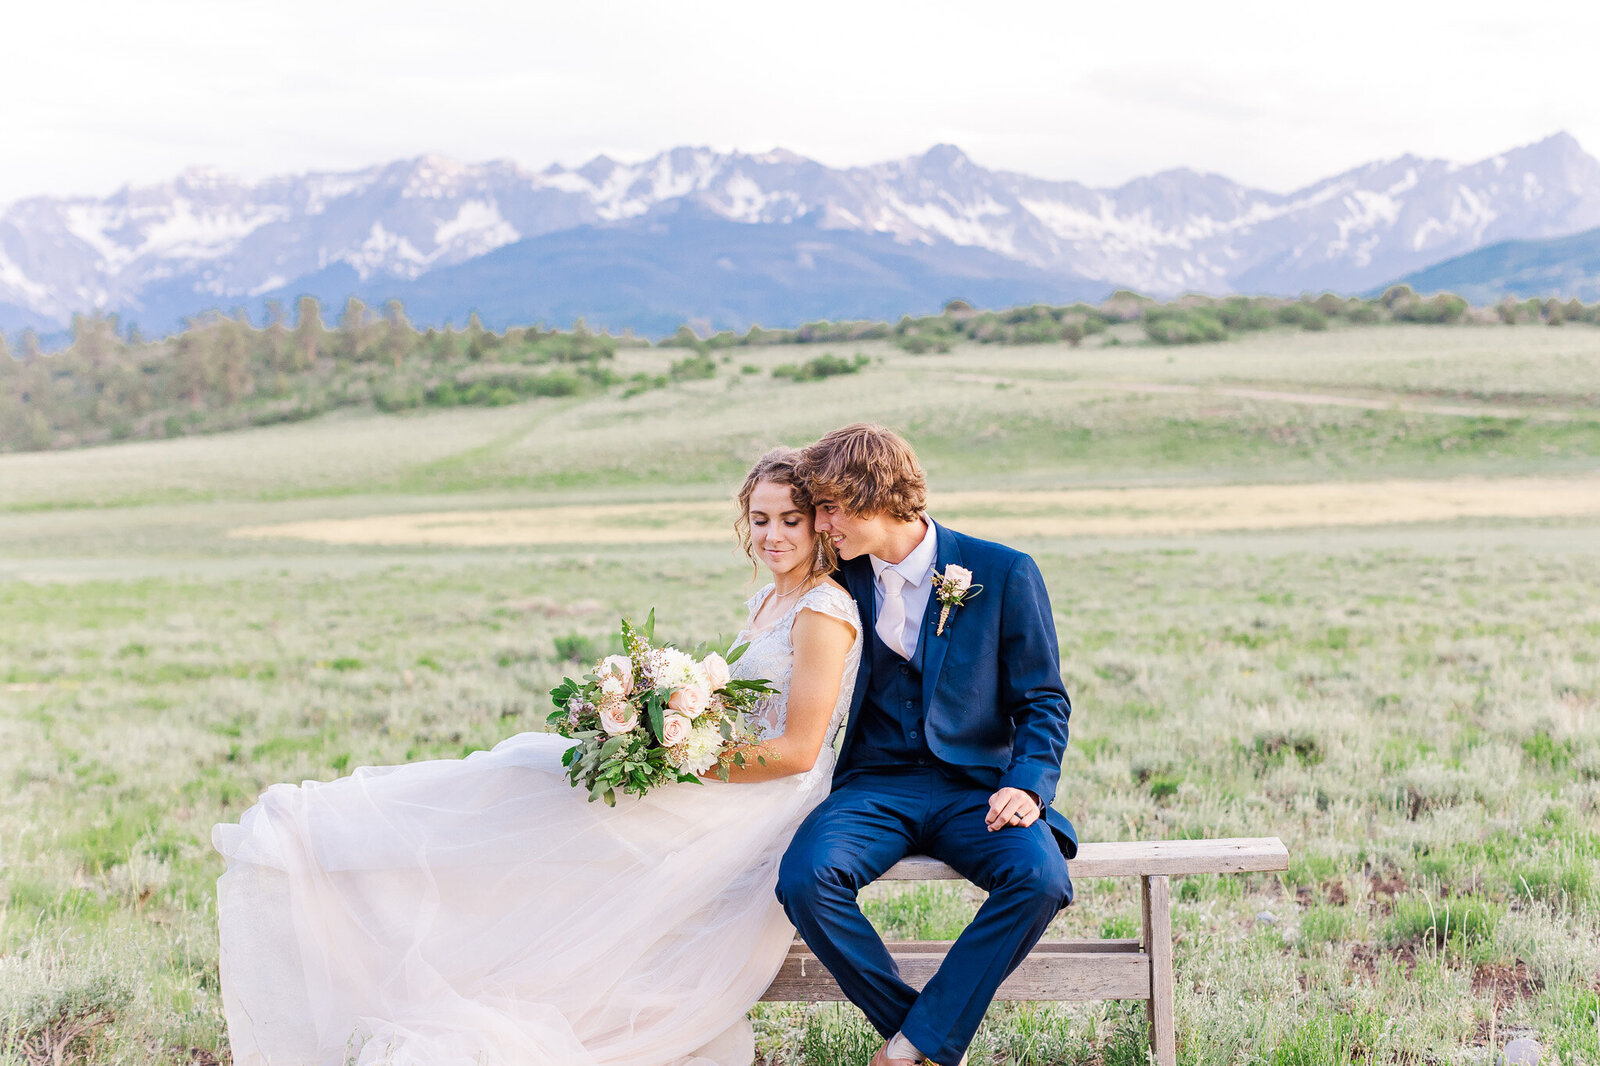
[896,334,948,354]
[1380,284,1415,309]
[1217,298,1275,331]
[1393,292,1468,324]
[1144,309,1228,345]
[772,353,870,382]
[529,371,583,397]
[668,354,717,381]
[0,950,135,1066]
[1276,303,1329,331]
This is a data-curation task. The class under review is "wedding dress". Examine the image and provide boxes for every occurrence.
[213,584,861,1066]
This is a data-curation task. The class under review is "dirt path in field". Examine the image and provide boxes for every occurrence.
[228,477,1600,547]
[945,375,1587,421]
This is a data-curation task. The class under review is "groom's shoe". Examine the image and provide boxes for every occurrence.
[869,1033,968,1066]
[868,1035,921,1066]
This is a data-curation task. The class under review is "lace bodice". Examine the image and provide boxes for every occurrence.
[732,583,862,760]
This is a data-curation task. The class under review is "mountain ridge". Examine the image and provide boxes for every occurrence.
[4,133,1598,335]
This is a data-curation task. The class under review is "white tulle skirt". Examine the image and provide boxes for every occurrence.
[213,731,832,1066]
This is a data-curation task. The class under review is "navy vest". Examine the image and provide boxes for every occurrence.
[851,615,937,768]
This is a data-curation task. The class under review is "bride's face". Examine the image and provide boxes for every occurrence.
[747,480,815,581]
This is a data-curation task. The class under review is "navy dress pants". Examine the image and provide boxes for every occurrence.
[776,768,1072,1066]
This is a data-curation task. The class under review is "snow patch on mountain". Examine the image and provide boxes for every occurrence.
[434,200,519,255]
[347,222,429,279]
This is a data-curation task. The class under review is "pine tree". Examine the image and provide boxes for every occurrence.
[172,325,217,407]
[382,299,413,370]
[216,316,254,402]
[19,330,43,364]
[293,296,323,370]
[337,298,370,362]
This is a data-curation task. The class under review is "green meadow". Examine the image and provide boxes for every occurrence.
[3,322,1599,1064]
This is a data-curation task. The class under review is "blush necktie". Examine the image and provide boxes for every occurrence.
[876,569,910,660]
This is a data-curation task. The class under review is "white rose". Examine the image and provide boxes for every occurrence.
[598,694,638,735]
[661,713,693,746]
[668,685,710,717]
[597,655,634,695]
[702,653,731,691]
[944,565,973,593]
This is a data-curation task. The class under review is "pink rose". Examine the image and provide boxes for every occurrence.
[702,653,731,691]
[944,565,973,593]
[667,684,709,717]
[598,694,638,735]
[597,655,634,695]
[661,713,692,746]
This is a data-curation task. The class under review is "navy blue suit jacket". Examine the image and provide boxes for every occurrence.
[834,521,1078,859]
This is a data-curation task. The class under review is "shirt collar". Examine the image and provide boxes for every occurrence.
[870,516,938,588]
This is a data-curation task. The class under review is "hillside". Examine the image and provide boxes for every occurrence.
[1391,226,1600,303]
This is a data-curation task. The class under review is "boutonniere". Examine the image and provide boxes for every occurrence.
[931,565,982,636]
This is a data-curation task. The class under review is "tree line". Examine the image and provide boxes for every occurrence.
[4,288,1597,453]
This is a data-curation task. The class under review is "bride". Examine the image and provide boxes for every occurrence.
[212,449,863,1066]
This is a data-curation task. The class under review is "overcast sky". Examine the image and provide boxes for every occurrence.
[6,0,1598,205]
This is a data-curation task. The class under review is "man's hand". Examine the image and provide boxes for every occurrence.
[985,787,1043,831]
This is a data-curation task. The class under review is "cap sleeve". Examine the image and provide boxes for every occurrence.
[797,584,860,636]
[745,583,775,615]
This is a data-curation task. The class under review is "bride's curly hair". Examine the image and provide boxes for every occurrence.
[735,449,837,581]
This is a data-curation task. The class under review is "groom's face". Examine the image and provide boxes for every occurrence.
[814,499,891,561]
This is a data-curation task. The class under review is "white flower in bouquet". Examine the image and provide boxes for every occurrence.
[645,647,705,692]
[702,652,731,691]
[596,654,634,694]
[673,719,725,776]
[598,693,638,735]
[598,674,625,698]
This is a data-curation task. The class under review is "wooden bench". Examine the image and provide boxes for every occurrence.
[761,837,1290,1066]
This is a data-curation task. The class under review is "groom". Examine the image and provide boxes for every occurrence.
[778,424,1077,1066]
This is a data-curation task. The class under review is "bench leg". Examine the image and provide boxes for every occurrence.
[1142,874,1175,1066]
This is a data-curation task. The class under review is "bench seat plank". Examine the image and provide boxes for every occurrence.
[879,837,1289,881]
[761,941,1152,1002]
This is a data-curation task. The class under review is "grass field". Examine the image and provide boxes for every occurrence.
[3,323,1599,1065]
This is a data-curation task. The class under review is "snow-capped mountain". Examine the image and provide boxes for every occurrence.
[3,133,1597,335]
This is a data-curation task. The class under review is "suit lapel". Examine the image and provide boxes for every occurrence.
[844,558,875,717]
[920,522,960,714]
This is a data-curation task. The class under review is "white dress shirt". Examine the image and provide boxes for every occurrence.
[869,517,939,660]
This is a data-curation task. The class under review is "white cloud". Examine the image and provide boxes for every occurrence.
[3,0,1599,204]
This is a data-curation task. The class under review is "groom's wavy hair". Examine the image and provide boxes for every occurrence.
[798,423,926,522]
[735,449,838,580]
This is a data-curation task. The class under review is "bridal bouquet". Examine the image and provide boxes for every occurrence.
[547,611,775,805]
